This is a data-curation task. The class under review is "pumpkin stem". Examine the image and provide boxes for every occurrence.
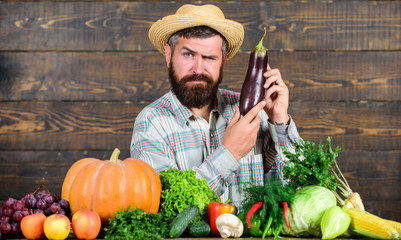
[110,148,121,163]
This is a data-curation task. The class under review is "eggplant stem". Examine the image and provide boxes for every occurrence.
[254,27,268,55]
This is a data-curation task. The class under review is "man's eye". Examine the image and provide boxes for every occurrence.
[184,52,192,57]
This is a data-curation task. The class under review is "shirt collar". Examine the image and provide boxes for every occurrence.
[168,90,193,126]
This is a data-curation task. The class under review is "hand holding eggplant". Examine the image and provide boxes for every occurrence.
[223,101,266,160]
[262,66,290,125]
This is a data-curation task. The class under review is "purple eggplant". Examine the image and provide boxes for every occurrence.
[239,29,268,115]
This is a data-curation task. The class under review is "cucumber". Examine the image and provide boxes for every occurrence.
[169,205,199,238]
[187,221,211,237]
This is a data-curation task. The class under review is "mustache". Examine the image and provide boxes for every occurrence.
[181,74,213,84]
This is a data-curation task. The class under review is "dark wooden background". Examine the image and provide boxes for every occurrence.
[0,1,400,222]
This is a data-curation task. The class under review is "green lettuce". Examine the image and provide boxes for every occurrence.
[159,168,220,223]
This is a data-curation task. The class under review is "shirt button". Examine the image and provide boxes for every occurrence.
[210,133,214,138]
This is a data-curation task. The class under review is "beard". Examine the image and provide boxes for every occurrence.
[168,63,223,109]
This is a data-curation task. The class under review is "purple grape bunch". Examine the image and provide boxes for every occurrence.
[0,185,70,239]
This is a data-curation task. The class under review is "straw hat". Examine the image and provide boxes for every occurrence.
[148,4,244,61]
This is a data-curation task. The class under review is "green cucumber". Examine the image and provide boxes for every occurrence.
[169,205,199,238]
[187,221,211,237]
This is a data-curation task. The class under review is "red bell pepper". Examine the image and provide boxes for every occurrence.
[208,201,238,235]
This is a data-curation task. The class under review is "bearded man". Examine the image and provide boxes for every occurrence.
[130,4,301,207]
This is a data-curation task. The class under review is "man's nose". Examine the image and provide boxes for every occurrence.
[191,57,204,74]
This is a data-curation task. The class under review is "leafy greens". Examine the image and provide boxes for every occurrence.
[283,136,358,207]
[240,177,295,238]
[159,168,220,223]
[283,136,340,191]
[104,207,169,240]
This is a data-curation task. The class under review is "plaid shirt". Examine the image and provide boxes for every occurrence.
[130,89,301,207]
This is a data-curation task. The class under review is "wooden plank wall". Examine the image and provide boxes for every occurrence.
[1,1,400,222]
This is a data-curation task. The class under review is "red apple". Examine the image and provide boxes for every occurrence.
[43,213,71,240]
[20,212,46,240]
[71,210,101,239]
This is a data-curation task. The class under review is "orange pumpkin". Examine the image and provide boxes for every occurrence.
[61,148,161,225]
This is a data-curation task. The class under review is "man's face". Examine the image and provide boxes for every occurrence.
[165,35,225,109]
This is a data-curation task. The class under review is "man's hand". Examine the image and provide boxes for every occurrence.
[263,65,290,125]
[223,101,266,160]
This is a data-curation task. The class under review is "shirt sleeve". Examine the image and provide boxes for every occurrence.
[130,125,177,173]
[129,107,178,173]
[192,145,240,197]
[263,115,302,180]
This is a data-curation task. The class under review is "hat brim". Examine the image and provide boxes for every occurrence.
[148,14,244,61]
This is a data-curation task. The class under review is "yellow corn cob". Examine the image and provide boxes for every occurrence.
[345,208,399,240]
[383,219,401,235]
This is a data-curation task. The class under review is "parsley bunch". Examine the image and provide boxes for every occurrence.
[283,136,341,191]
[104,207,169,240]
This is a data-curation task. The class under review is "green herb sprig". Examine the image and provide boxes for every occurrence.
[283,136,341,191]
[104,207,169,240]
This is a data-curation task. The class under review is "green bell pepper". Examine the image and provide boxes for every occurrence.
[249,209,264,237]
[238,209,264,237]
[320,205,351,239]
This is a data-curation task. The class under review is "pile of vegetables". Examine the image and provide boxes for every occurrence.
[231,136,368,239]
[101,168,223,239]
[57,141,401,239]
[158,168,220,223]
[283,136,364,210]
[281,136,401,239]
[279,137,359,238]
